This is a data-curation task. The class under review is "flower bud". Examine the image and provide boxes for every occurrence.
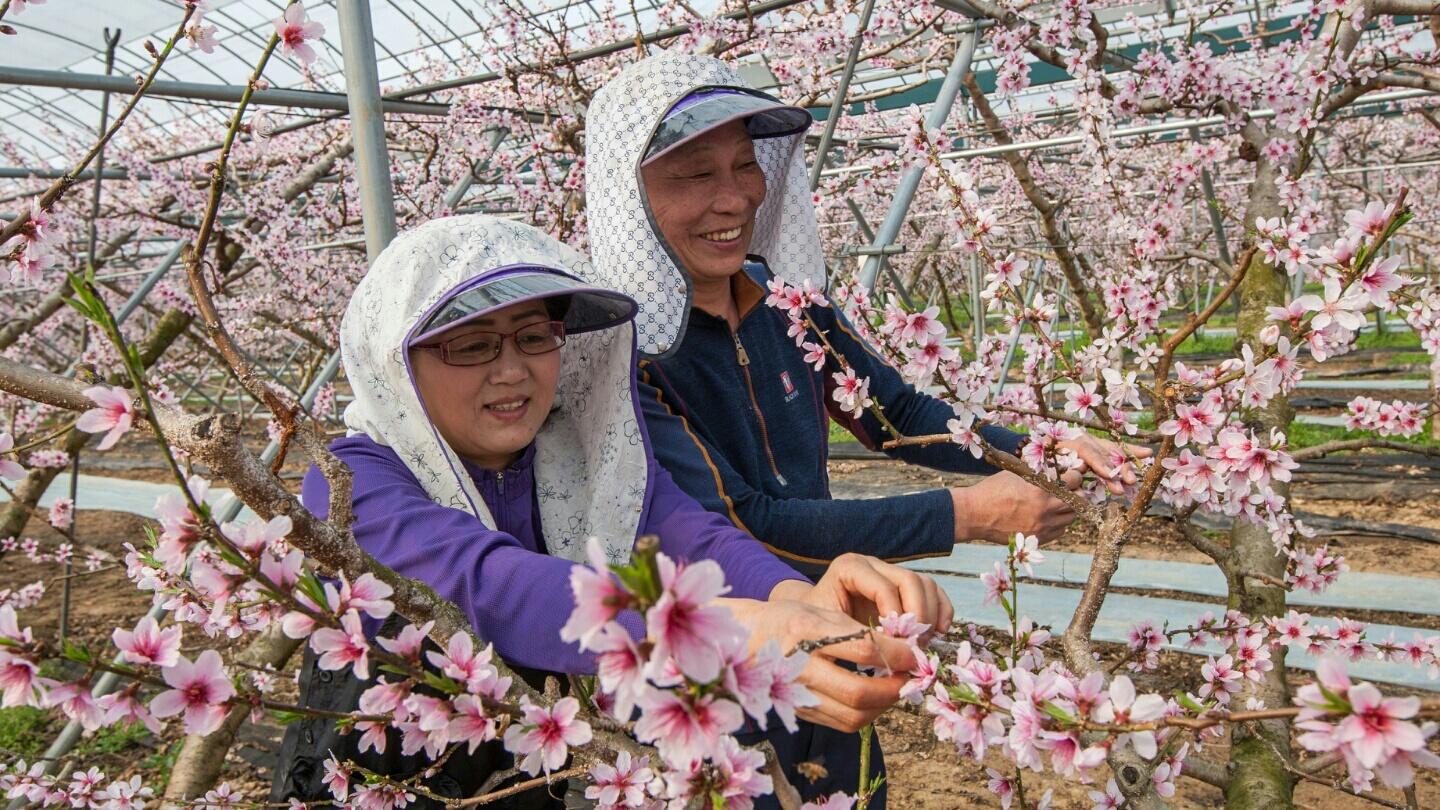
[1259,324,1281,346]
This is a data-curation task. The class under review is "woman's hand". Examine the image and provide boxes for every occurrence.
[722,597,918,733]
[771,554,952,637]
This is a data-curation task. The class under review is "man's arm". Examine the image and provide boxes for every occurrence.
[638,371,956,576]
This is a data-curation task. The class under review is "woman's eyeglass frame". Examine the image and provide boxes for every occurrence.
[414,320,567,367]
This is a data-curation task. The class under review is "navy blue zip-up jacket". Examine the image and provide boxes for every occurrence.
[638,259,1026,578]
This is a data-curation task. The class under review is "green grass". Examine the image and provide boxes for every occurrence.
[0,706,51,759]
[75,720,153,756]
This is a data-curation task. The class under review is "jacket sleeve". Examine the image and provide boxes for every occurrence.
[302,441,645,675]
[638,370,956,576]
[642,462,811,598]
[818,304,1026,472]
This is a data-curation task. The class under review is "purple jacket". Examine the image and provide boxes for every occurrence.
[301,434,807,674]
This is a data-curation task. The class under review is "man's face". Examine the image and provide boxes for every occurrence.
[640,120,768,288]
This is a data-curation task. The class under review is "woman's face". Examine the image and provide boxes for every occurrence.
[410,300,561,470]
[640,120,768,287]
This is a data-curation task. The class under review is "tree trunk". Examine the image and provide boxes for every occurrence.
[160,624,303,806]
[1224,156,1296,810]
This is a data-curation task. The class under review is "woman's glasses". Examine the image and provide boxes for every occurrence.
[415,321,566,366]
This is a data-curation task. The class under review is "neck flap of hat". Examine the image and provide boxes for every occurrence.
[584,52,825,357]
[341,215,646,566]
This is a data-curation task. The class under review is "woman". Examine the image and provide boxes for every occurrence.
[269,215,942,808]
[583,54,1147,579]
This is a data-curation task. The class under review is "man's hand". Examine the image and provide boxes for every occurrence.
[951,471,1075,543]
[1056,435,1153,495]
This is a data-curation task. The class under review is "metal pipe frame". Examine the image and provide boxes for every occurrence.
[809,0,878,191]
[858,25,981,290]
[825,87,1437,179]
[0,64,452,117]
[337,0,399,261]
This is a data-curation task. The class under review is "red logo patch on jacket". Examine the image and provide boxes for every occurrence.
[780,371,795,394]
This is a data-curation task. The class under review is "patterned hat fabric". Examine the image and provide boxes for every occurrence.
[584,52,826,357]
[341,215,646,565]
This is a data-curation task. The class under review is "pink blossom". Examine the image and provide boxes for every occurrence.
[1357,256,1408,307]
[375,619,434,662]
[502,696,593,775]
[76,385,136,451]
[985,767,1015,809]
[321,755,350,802]
[186,22,218,53]
[340,572,394,619]
[765,646,817,732]
[113,616,182,667]
[1088,778,1125,809]
[801,794,856,810]
[1199,654,1243,704]
[1011,533,1044,576]
[633,688,742,765]
[425,631,495,690]
[1064,382,1102,419]
[646,555,739,683]
[9,244,52,285]
[589,621,646,721]
[585,751,654,809]
[47,497,73,530]
[901,306,946,342]
[95,688,160,733]
[1343,200,1392,242]
[101,776,153,809]
[273,4,325,66]
[44,680,105,730]
[1094,675,1166,758]
[830,368,873,419]
[1335,683,1425,770]
[1159,398,1219,447]
[0,650,41,708]
[561,537,632,647]
[0,433,25,480]
[723,639,776,726]
[149,649,235,736]
[310,610,371,678]
[879,611,931,644]
[220,514,291,557]
[981,561,1011,606]
[448,694,499,753]
[398,693,453,758]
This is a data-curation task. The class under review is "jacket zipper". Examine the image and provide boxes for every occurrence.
[730,327,787,486]
[495,470,505,496]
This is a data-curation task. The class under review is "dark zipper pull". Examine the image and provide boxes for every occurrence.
[496,470,505,495]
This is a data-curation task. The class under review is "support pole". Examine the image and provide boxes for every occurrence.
[858,26,980,291]
[808,0,877,191]
[115,242,186,324]
[337,0,398,259]
[843,198,914,308]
